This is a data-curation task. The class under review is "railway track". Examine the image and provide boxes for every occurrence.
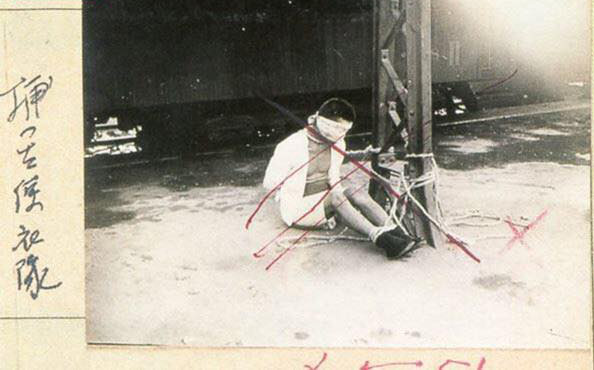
[85,98,590,171]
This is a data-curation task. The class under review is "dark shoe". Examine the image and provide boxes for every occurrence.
[389,227,424,245]
[374,230,419,260]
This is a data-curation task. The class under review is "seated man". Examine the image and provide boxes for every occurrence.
[263,98,417,259]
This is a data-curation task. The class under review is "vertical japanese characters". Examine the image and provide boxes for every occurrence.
[2,74,62,300]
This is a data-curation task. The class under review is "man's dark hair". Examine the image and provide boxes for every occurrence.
[317,98,356,123]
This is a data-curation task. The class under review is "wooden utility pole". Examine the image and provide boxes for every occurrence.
[371,0,442,247]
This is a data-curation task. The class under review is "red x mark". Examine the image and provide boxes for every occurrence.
[502,210,548,253]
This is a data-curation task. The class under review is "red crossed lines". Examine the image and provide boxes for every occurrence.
[501,210,548,253]
[254,165,361,261]
[264,181,369,271]
[244,134,343,230]
[246,96,480,266]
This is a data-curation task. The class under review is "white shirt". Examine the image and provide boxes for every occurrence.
[263,128,346,226]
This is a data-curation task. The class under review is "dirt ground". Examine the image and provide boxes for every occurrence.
[85,108,591,348]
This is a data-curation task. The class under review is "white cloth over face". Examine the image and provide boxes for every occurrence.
[315,115,353,142]
[263,128,346,227]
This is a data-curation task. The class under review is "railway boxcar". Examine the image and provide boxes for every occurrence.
[84,0,589,152]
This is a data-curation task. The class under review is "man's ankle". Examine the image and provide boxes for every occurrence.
[369,225,393,242]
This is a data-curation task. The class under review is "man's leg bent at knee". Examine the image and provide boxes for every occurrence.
[343,185,390,227]
[328,186,418,259]
[328,187,376,237]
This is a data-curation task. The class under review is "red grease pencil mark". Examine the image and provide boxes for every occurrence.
[360,360,423,369]
[437,359,471,369]
[501,209,548,253]
[304,352,328,370]
[477,357,486,370]
[253,165,362,258]
[264,182,368,270]
[446,234,481,263]
[255,96,480,263]
[245,134,344,230]
[476,68,519,94]
[505,221,530,249]
[303,119,479,263]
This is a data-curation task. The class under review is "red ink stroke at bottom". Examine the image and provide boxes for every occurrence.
[438,357,486,370]
[477,358,486,370]
[301,352,486,370]
[437,359,471,370]
[360,360,423,370]
[304,352,328,370]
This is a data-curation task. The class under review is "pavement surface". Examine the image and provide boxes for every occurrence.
[85,106,591,348]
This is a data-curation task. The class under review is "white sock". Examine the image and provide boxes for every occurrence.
[368,226,382,242]
[369,225,395,243]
